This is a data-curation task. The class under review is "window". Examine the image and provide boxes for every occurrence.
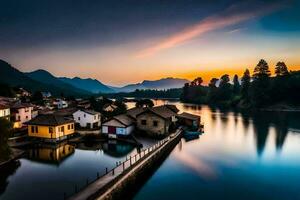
[153,121,158,127]
[71,124,74,129]
[35,126,38,133]
[84,114,86,118]
[49,127,53,133]
[78,117,80,120]
[94,116,96,120]
[98,115,100,119]
[68,124,70,130]
[31,126,35,133]
[26,116,28,119]
[61,126,64,132]
[141,120,147,125]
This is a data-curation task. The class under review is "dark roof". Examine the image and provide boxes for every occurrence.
[103,114,134,127]
[136,105,177,119]
[177,112,200,121]
[165,105,179,113]
[126,107,145,119]
[114,114,134,126]
[26,114,74,126]
[0,104,9,109]
[11,102,33,109]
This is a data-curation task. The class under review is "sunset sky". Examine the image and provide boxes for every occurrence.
[1,0,300,86]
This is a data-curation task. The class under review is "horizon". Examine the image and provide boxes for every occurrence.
[1,0,300,86]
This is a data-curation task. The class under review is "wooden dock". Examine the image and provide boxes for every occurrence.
[67,129,182,200]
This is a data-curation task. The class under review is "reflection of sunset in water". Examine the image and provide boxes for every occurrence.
[135,100,300,200]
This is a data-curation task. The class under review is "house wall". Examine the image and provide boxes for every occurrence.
[73,110,101,128]
[0,108,10,118]
[136,113,169,136]
[28,122,75,139]
[15,107,33,125]
[102,125,134,136]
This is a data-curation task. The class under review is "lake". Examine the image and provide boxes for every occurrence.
[1,100,300,200]
[134,100,300,200]
[0,141,138,200]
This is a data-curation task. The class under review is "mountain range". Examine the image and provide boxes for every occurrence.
[0,59,190,96]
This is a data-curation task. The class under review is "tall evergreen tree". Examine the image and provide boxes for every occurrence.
[251,59,271,107]
[241,69,251,99]
[233,74,240,94]
[275,62,289,76]
[253,59,271,80]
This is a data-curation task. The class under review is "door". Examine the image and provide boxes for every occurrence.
[108,126,116,134]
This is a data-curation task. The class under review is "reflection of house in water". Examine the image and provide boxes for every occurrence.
[0,161,20,196]
[102,141,135,158]
[28,144,75,165]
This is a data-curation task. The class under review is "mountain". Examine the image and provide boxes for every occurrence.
[0,59,89,97]
[114,77,190,92]
[59,77,115,94]
[25,70,91,95]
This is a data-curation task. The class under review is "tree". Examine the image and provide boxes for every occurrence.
[31,91,44,105]
[253,59,271,80]
[207,78,219,103]
[275,62,289,76]
[193,77,203,86]
[241,69,251,99]
[136,99,154,108]
[0,118,12,161]
[219,74,230,87]
[218,74,232,102]
[251,59,271,107]
[233,74,240,94]
[208,78,218,88]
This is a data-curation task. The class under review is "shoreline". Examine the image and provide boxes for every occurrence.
[0,148,25,169]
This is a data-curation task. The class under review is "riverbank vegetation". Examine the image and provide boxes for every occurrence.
[181,59,300,109]
[103,88,182,99]
[0,118,12,162]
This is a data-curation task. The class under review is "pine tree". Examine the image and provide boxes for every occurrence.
[275,62,289,76]
[233,74,240,94]
[241,69,251,99]
[253,59,271,80]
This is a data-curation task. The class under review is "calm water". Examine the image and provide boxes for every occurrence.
[134,100,300,200]
[0,141,138,200]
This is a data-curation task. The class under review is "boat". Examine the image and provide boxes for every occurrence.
[183,129,202,141]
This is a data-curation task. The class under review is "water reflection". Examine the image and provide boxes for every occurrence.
[134,101,300,200]
[0,161,20,196]
[102,141,136,158]
[28,144,75,165]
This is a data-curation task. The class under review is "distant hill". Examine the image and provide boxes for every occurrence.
[59,77,115,94]
[0,59,90,97]
[113,77,190,92]
[25,70,91,95]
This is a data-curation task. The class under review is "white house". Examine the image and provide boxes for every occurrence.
[10,102,34,128]
[53,99,68,109]
[73,109,101,129]
[102,114,135,138]
[0,104,10,120]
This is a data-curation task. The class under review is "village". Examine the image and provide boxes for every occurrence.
[0,88,202,165]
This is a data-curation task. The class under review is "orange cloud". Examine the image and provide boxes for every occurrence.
[136,2,283,58]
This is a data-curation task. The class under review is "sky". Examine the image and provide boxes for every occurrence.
[0,0,300,86]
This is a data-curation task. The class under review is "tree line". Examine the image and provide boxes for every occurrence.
[181,59,300,108]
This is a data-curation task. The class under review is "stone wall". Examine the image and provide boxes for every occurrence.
[136,112,170,136]
[93,132,182,200]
